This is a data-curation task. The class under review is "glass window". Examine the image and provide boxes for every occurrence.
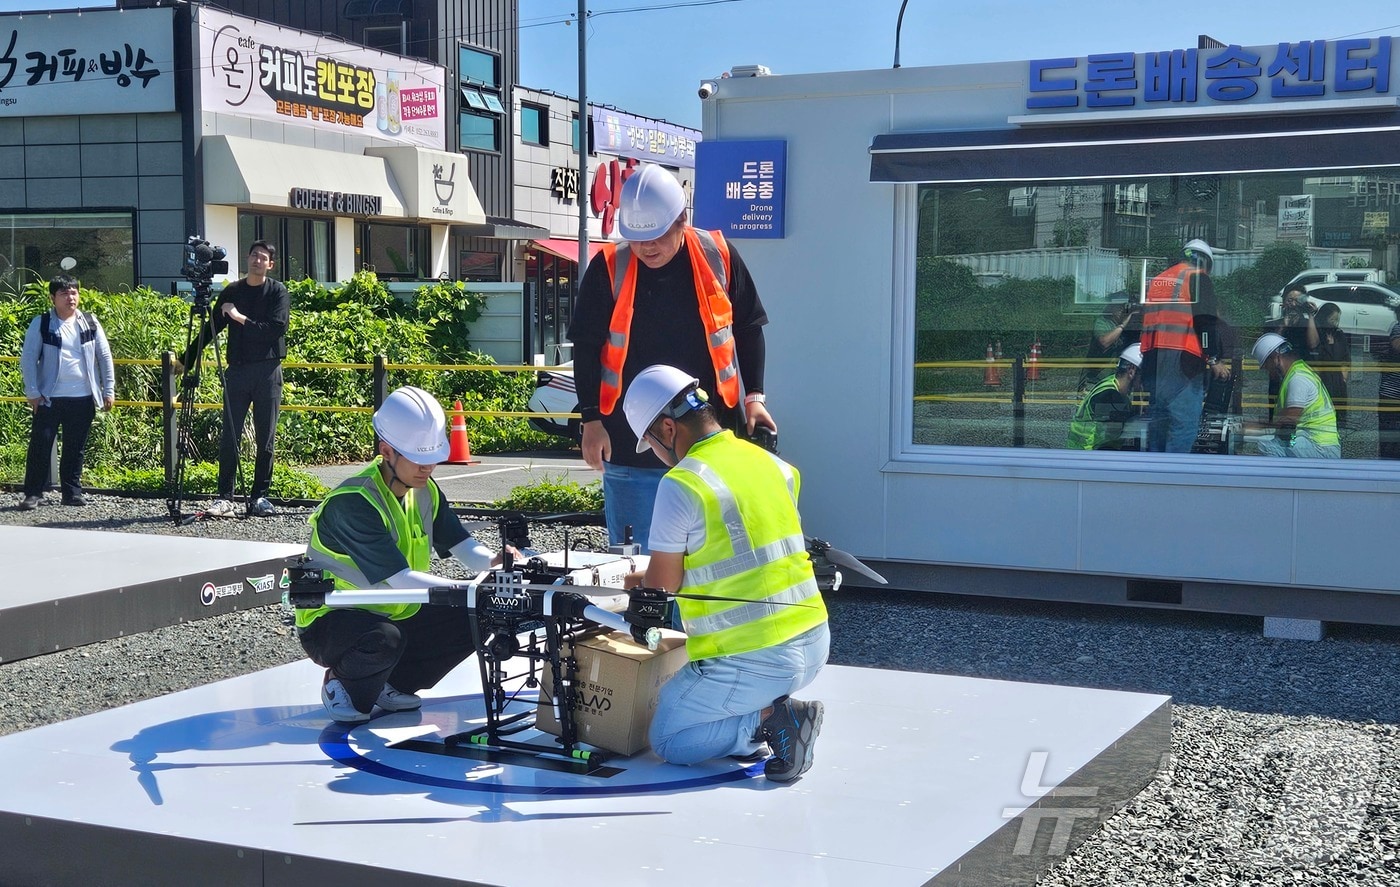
[461,88,487,111]
[359,222,429,280]
[459,250,500,282]
[0,212,133,294]
[238,213,333,283]
[912,167,1400,461]
[571,114,580,151]
[458,46,498,88]
[482,92,505,115]
[521,104,548,146]
[459,111,499,152]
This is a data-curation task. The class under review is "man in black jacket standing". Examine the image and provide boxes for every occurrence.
[179,240,290,517]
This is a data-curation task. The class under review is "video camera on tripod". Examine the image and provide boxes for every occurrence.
[181,236,228,299]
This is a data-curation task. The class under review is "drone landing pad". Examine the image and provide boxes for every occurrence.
[0,658,1168,886]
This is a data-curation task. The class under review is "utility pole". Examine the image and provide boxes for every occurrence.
[576,1,589,273]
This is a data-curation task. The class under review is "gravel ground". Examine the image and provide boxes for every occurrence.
[3,492,1399,885]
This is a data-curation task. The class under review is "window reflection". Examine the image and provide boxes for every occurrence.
[913,169,1400,461]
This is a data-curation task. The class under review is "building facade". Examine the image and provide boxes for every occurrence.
[511,86,700,360]
[697,40,1400,626]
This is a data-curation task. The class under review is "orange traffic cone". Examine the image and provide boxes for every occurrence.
[1026,337,1042,381]
[983,342,1002,386]
[447,399,477,464]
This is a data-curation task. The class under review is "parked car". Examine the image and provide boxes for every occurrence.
[527,361,580,442]
[1265,281,1400,342]
[1277,267,1388,293]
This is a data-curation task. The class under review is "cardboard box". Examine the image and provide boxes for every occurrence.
[536,630,688,756]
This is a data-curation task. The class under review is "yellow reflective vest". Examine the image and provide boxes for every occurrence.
[299,458,438,628]
[1278,360,1339,448]
[666,431,826,661]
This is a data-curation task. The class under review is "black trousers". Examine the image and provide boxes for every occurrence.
[298,605,479,713]
[219,360,282,500]
[24,396,96,501]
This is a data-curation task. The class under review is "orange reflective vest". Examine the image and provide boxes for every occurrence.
[598,227,741,415]
[1140,262,1204,357]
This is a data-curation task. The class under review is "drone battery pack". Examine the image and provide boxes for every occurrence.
[536,630,687,755]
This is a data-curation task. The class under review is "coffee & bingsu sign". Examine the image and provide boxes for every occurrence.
[289,187,384,216]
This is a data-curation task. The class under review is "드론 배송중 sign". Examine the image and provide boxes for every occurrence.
[0,8,175,118]
[692,140,786,239]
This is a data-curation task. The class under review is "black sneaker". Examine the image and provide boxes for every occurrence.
[18,495,40,511]
[758,697,824,782]
[63,493,88,506]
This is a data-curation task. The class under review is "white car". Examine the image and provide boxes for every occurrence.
[527,361,580,441]
[1265,281,1400,341]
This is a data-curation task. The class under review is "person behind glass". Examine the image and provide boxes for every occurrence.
[1310,303,1350,429]
[17,274,115,510]
[1245,333,1339,459]
[1076,293,1139,394]
[176,241,289,517]
[1264,286,1320,419]
[1139,239,1233,453]
[298,387,515,724]
[1377,320,1400,460]
[623,364,828,783]
[566,164,776,551]
[1066,344,1143,451]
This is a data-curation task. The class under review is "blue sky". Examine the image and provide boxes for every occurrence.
[520,0,1400,127]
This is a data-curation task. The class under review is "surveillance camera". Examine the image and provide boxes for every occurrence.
[698,81,717,100]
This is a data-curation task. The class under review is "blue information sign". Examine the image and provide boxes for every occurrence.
[694,139,786,239]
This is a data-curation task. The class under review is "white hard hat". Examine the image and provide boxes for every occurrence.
[1183,239,1214,264]
[618,165,687,242]
[373,386,449,465]
[625,364,704,453]
[1252,333,1289,368]
[1118,343,1143,369]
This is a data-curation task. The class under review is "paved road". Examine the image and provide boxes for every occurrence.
[307,450,597,506]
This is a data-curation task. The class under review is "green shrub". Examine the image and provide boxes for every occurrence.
[491,476,603,513]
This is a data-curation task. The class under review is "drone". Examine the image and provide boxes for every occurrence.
[286,514,885,771]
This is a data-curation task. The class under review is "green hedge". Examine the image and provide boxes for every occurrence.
[1,273,570,493]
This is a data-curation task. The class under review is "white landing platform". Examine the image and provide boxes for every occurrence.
[0,527,306,662]
[0,658,1170,887]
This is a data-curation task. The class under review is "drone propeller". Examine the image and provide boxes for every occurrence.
[821,545,888,585]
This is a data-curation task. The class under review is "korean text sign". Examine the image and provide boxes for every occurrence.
[693,140,787,239]
[199,8,445,150]
[0,8,174,117]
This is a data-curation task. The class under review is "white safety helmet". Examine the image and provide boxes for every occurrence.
[1252,333,1290,368]
[618,165,687,242]
[1118,343,1143,369]
[625,364,706,453]
[373,386,450,465]
[1183,238,1214,267]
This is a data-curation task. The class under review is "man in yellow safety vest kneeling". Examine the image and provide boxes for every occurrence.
[299,386,510,724]
[624,364,829,782]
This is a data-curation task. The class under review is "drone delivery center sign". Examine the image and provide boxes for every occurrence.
[693,140,787,239]
[198,7,446,151]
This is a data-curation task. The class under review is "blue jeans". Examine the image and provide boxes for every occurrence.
[1146,357,1205,453]
[602,462,667,549]
[1255,435,1341,459]
[24,396,97,501]
[648,623,830,765]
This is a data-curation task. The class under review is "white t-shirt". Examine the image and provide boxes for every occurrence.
[49,316,90,398]
[1282,370,1320,412]
[647,476,707,554]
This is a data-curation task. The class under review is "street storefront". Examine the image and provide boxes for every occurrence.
[0,8,179,293]
[513,88,699,359]
[699,41,1400,625]
[196,8,485,283]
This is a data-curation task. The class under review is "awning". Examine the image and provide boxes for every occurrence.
[456,215,550,240]
[869,109,1400,184]
[202,134,405,215]
[530,238,606,264]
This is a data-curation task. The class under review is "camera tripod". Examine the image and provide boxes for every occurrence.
[166,276,246,525]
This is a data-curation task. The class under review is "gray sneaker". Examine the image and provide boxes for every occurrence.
[204,498,236,518]
[18,495,40,511]
[375,684,422,712]
[248,497,278,517]
[759,697,824,782]
[321,678,372,724]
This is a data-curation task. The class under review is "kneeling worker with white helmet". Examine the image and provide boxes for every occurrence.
[1067,343,1144,451]
[299,386,515,723]
[624,364,829,782]
[1245,333,1340,459]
